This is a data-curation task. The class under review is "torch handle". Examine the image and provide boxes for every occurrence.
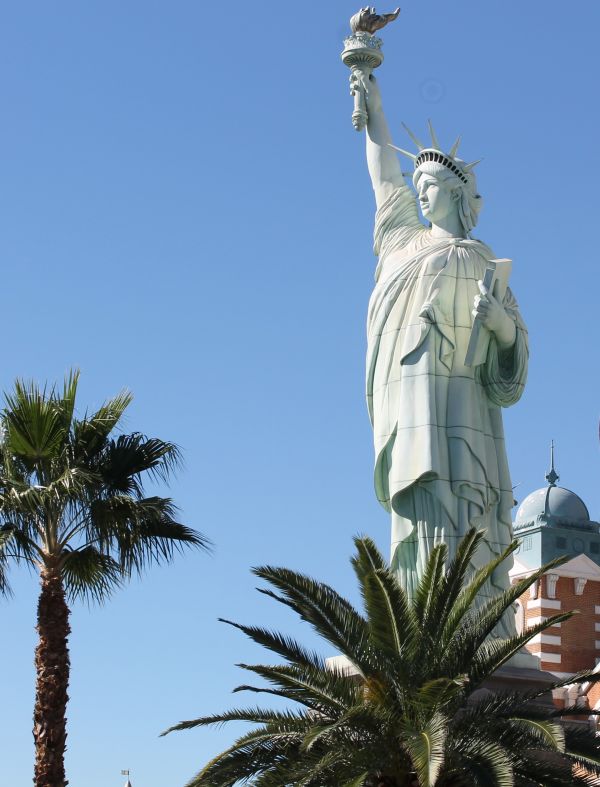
[350,65,371,132]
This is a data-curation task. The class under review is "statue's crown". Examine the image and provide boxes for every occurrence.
[415,149,469,184]
[389,120,481,182]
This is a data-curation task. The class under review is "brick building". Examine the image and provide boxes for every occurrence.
[510,451,600,721]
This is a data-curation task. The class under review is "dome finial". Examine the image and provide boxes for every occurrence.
[546,440,559,486]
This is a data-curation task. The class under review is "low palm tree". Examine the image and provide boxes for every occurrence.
[0,371,209,787]
[165,529,600,786]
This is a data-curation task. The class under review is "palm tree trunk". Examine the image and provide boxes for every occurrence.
[33,564,71,787]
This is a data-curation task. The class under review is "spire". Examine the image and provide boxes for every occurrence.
[545,440,559,486]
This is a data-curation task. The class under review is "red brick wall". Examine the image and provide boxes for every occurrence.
[519,576,600,674]
[587,681,600,710]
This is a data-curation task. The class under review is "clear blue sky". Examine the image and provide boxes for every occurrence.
[1,2,598,785]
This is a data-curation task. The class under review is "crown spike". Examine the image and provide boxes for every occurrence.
[387,143,417,161]
[449,135,462,158]
[427,119,441,151]
[401,122,425,151]
[463,158,482,172]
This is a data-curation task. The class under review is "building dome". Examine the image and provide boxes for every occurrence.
[515,484,590,530]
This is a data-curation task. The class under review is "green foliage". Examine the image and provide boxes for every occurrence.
[0,369,210,600]
[166,531,600,786]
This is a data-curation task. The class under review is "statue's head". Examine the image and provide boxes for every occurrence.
[391,122,483,235]
[413,157,482,234]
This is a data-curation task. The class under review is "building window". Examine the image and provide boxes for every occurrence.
[556,536,567,549]
[522,536,532,551]
[591,542,600,555]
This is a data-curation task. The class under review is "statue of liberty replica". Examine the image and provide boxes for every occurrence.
[342,8,528,635]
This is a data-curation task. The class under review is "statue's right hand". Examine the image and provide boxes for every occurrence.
[349,71,383,113]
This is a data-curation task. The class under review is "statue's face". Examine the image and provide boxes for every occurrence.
[417,173,458,225]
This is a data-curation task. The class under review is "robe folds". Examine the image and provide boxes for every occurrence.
[366,184,528,628]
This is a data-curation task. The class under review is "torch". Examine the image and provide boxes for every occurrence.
[341,7,400,132]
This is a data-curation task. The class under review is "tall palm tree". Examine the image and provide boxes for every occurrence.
[165,530,600,786]
[0,371,209,787]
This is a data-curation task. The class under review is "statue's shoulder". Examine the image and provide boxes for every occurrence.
[375,226,428,282]
[468,236,495,258]
[384,224,427,254]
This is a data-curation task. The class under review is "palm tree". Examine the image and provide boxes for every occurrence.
[0,371,209,787]
[165,529,600,786]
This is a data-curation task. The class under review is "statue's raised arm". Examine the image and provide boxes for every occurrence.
[341,9,419,215]
[361,73,405,208]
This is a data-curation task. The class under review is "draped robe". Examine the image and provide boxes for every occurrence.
[366,184,528,634]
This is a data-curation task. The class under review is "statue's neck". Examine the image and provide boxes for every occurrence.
[430,214,467,240]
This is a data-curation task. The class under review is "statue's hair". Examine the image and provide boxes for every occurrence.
[413,160,483,234]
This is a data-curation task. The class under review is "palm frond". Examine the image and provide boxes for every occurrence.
[253,565,374,674]
[292,749,367,787]
[0,524,41,600]
[0,484,46,519]
[72,388,133,460]
[441,539,536,648]
[465,612,574,686]
[3,378,66,464]
[58,369,79,435]
[400,712,447,787]
[353,537,418,659]
[506,718,565,751]
[563,723,600,762]
[450,735,515,787]
[0,523,40,560]
[217,618,326,671]
[45,466,101,507]
[94,434,182,496]
[341,773,368,787]
[162,706,310,735]
[234,662,355,712]
[433,528,493,641]
[416,675,469,712]
[564,752,600,779]
[184,729,303,787]
[441,564,573,678]
[413,542,448,629]
[351,534,389,579]
[0,525,16,596]
[513,752,589,787]
[547,668,600,695]
[87,495,210,575]
[61,546,123,602]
